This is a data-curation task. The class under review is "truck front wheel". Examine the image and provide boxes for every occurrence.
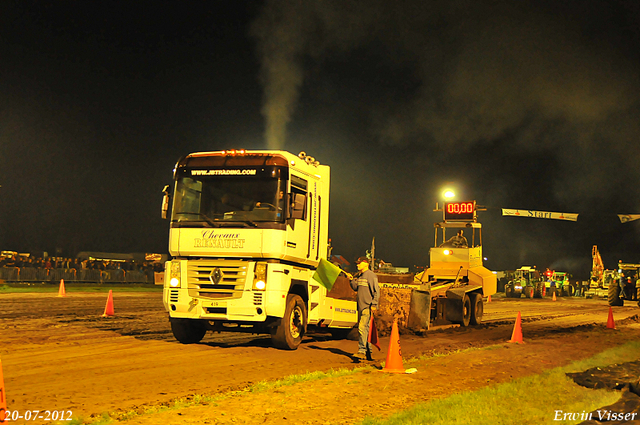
[271,294,307,350]
[170,318,207,344]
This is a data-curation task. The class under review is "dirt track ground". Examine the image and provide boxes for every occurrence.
[1,289,639,424]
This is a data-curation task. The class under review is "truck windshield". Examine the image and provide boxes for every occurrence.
[172,175,286,226]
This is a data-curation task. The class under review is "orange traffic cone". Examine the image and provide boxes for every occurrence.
[606,307,616,329]
[58,279,66,297]
[487,294,492,303]
[0,357,6,423]
[552,291,557,301]
[543,286,546,297]
[508,312,524,343]
[381,319,405,373]
[102,290,114,317]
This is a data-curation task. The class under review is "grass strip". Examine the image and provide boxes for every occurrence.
[0,284,162,293]
[360,340,640,425]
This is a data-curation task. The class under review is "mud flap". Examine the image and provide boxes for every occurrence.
[408,286,431,332]
[445,286,481,325]
[445,286,482,300]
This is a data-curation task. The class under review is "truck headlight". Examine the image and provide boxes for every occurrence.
[443,249,452,255]
[170,261,181,287]
[253,262,267,290]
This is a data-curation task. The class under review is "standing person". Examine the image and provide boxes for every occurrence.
[619,273,627,299]
[625,276,635,301]
[347,257,380,360]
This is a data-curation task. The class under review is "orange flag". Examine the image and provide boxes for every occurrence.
[368,314,381,351]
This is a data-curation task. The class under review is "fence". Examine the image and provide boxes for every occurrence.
[0,267,153,284]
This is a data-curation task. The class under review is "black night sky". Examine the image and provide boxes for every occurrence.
[1,0,640,279]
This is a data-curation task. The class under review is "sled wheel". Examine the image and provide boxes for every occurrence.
[469,293,483,325]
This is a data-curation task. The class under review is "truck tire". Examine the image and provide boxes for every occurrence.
[271,294,307,350]
[469,293,483,325]
[608,284,624,307]
[446,295,471,327]
[170,318,207,344]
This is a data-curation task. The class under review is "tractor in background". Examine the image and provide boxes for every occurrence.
[504,266,543,298]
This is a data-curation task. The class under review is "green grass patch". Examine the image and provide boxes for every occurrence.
[360,370,618,425]
[248,368,362,393]
[559,339,640,373]
[359,340,640,425]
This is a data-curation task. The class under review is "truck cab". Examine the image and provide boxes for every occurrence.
[161,150,357,349]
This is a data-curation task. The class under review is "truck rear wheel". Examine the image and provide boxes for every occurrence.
[469,293,483,325]
[271,294,307,350]
[170,318,207,344]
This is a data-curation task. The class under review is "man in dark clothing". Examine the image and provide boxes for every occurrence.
[619,274,627,299]
[347,257,380,359]
[444,230,468,248]
[625,276,636,301]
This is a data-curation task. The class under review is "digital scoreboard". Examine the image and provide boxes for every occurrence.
[444,201,476,221]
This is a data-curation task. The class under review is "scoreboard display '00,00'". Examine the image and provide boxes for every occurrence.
[444,201,476,221]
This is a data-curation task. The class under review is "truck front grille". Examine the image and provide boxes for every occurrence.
[187,260,247,300]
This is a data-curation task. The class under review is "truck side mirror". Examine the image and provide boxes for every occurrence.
[289,193,306,220]
[161,185,171,219]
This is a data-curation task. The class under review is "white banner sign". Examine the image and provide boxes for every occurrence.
[618,214,640,223]
[502,209,578,222]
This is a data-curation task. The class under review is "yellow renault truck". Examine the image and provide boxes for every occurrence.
[160,150,357,349]
[414,201,497,327]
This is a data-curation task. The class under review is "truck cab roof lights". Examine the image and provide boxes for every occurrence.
[297,152,320,167]
[224,149,246,156]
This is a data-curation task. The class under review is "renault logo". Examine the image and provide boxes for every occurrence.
[209,267,223,284]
